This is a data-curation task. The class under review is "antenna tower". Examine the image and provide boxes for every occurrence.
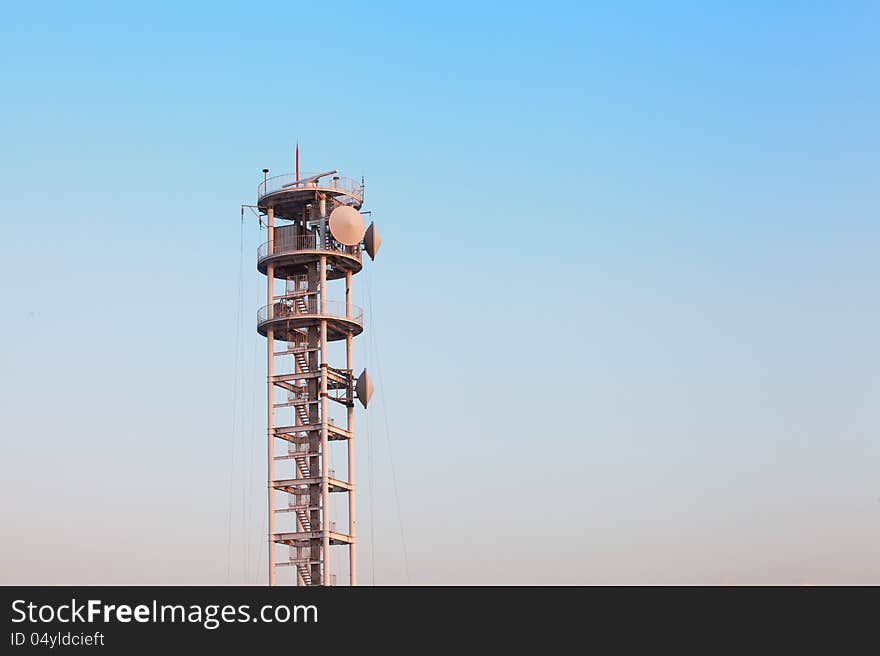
[253,160,381,586]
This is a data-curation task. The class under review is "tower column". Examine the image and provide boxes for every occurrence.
[347,335,356,585]
[319,254,330,584]
[266,206,276,587]
[346,271,356,585]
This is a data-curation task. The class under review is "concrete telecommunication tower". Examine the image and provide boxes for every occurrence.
[254,157,380,586]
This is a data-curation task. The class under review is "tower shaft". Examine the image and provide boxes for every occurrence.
[255,171,369,586]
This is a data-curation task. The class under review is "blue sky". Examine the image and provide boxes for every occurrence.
[1,1,878,584]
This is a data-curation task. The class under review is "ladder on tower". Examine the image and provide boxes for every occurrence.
[278,274,325,587]
[298,562,313,586]
[288,544,313,586]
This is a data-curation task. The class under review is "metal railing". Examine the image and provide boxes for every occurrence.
[286,551,311,564]
[258,299,363,326]
[258,172,363,203]
[258,236,361,260]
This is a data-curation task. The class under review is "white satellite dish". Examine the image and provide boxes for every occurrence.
[355,369,374,409]
[328,206,366,246]
[364,222,382,260]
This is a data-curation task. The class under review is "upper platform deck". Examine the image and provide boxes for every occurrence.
[257,172,363,217]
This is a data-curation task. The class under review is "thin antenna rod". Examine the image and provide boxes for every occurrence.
[296,143,300,182]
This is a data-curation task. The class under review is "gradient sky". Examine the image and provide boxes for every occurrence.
[1,2,878,584]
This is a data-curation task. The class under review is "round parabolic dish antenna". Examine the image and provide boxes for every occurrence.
[329,206,366,246]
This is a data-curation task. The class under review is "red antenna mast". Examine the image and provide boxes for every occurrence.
[295,143,300,182]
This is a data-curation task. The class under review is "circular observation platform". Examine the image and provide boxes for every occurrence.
[257,300,363,343]
[257,173,363,218]
[257,237,362,281]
